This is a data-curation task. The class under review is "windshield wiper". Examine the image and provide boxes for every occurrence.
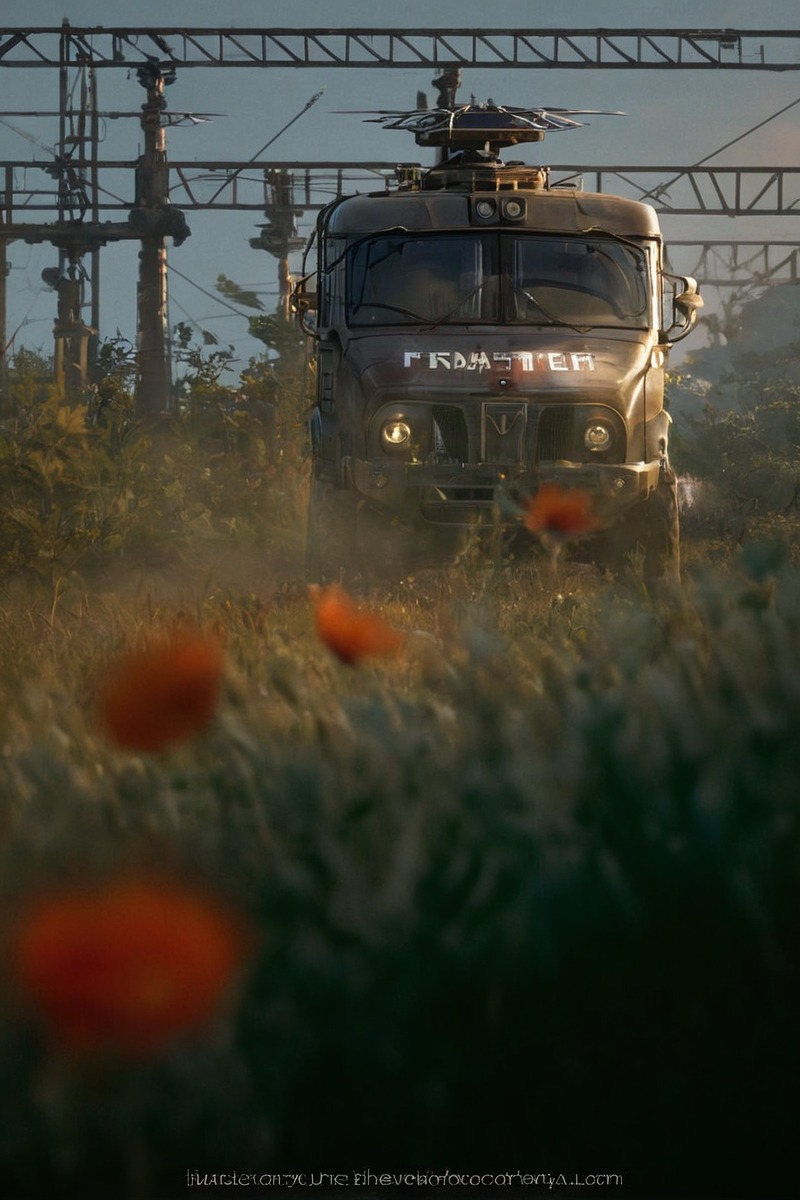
[417,283,487,332]
[350,300,431,322]
[517,288,597,334]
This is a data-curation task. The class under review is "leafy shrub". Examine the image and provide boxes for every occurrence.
[0,339,307,590]
[671,375,800,555]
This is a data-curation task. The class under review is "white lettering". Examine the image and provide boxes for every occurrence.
[491,350,537,370]
[466,351,492,371]
[402,349,596,371]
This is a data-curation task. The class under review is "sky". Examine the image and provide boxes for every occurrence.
[2,0,800,371]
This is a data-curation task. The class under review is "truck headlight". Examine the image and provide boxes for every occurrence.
[380,419,412,450]
[583,421,614,452]
[501,197,527,222]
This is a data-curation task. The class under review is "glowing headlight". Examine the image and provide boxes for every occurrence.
[380,419,412,450]
[584,422,613,452]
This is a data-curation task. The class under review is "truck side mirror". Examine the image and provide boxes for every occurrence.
[662,273,703,344]
[291,278,319,336]
[292,284,317,315]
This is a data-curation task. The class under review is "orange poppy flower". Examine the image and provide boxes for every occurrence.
[96,629,224,753]
[11,876,251,1059]
[311,584,405,665]
[523,485,602,537]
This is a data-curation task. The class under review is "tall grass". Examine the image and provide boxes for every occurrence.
[1,544,798,1199]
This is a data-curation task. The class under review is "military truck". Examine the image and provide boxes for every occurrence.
[296,79,701,581]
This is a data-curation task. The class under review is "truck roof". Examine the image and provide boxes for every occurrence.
[324,187,661,240]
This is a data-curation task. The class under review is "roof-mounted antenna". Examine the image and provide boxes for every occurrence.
[431,67,462,113]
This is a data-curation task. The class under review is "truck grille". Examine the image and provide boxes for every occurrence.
[536,406,574,461]
[432,405,469,464]
[429,402,616,470]
[481,401,527,463]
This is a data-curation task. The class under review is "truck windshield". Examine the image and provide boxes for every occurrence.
[346,232,649,329]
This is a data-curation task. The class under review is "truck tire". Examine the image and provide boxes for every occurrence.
[642,464,681,584]
[606,466,681,584]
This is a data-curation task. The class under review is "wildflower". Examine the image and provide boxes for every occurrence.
[11,875,251,1059]
[523,485,602,537]
[311,584,404,665]
[96,629,224,753]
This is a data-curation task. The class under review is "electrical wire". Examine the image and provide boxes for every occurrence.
[204,88,324,206]
[0,116,56,157]
[619,93,800,205]
[166,261,250,316]
[3,288,49,355]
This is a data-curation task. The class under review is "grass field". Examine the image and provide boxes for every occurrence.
[1,399,799,1200]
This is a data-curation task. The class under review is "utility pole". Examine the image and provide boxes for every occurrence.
[0,171,8,393]
[51,20,97,402]
[250,169,306,319]
[51,251,90,401]
[132,61,189,419]
[0,233,7,395]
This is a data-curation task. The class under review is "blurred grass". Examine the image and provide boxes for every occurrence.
[0,542,799,1199]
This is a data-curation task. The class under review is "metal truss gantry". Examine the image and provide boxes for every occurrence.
[2,26,800,70]
[5,160,800,218]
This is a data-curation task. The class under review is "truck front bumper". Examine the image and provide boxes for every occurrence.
[344,456,664,527]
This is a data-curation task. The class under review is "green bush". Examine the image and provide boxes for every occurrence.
[670,375,800,557]
[0,341,307,591]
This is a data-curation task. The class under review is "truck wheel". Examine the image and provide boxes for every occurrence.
[305,476,357,583]
[641,465,681,583]
[608,466,681,584]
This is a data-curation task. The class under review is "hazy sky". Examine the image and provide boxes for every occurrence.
[2,0,800,366]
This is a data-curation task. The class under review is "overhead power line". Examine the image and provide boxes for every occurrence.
[205,88,324,206]
[166,261,250,317]
[636,92,800,203]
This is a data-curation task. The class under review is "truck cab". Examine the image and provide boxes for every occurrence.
[298,98,701,581]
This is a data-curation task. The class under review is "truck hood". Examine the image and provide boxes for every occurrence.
[344,328,659,415]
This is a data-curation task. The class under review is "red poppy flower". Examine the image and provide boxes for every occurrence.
[96,629,224,753]
[12,876,251,1058]
[523,485,602,537]
[311,584,405,665]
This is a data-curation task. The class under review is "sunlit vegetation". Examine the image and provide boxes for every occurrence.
[0,330,798,1199]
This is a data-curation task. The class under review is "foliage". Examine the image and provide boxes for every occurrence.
[215,274,265,313]
[86,336,139,430]
[0,334,307,590]
[247,312,306,369]
[0,387,136,575]
[682,282,800,408]
[0,550,799,1198]
[0,348,55,419]
[172,321,238,407]
[671,374,800,552]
